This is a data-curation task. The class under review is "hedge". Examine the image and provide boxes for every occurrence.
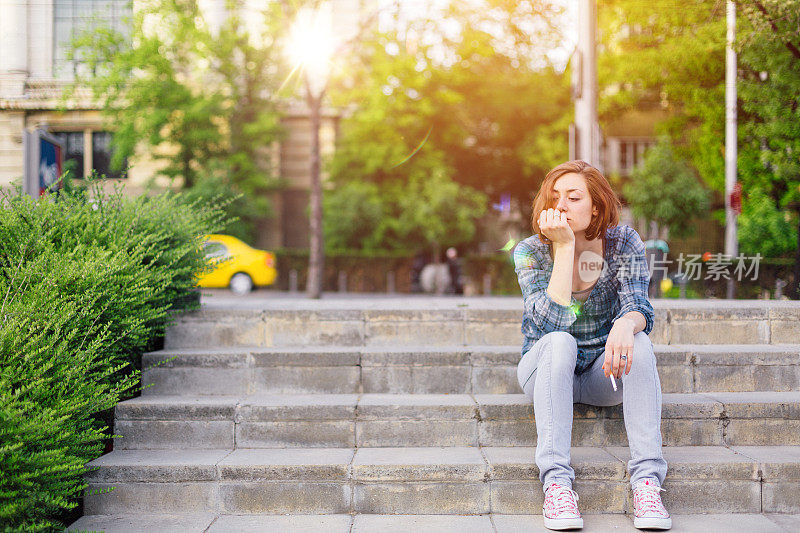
[0,182,227,532]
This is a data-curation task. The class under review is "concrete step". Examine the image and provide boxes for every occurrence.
[141,344,800,396]
[81,445,800,516]
[163,300,800,349]
[66,512,800,532]
[112,391,800,449]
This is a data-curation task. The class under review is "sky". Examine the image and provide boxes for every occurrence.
[373,0,579,72]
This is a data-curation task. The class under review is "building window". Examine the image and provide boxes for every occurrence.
[55,131,85,179]
[620,141,630,170]
[91,132,127,179]
[619,140,653,174]
[54,0,131,79]
[53,130,128,179]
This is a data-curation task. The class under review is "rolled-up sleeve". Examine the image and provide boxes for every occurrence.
[612,227,655,335]
[513,240,578,333]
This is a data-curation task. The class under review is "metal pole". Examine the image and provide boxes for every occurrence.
[725,0,738,299]
[575,0,600,168]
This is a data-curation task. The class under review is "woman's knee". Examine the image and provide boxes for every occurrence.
[631,331,656,370]
[542,331,578,348]
[538,331,578,372]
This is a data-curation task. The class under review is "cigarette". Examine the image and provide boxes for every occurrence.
[609,374,617,391]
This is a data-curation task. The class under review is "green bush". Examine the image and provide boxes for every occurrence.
[323,170,488,252]
[663,284,701,299]
[0,181,228,532]
[623,137,711,240]
[738,188,798,259]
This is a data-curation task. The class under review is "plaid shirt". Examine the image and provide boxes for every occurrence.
[513,224,655,374]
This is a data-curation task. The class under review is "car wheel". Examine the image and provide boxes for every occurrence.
[229,273,253,295]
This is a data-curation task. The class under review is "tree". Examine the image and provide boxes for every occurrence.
[737,188,798,258]
[598,0,800,297]
[325,0,570,251]
[623,138,711,240]
[737,0,800,296]
[323,179,385,251]
[323,164,487,254]
[69,0,291,242]
[598,0,728,192]
[426,1,571,204]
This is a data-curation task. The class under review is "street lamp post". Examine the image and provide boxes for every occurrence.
[288,5,334,299]
[306,78,324,299]
[573,0,601,169]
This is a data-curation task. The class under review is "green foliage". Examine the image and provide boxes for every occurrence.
[323,167,487,252]
[599,0,727,191]
[600,0,800,262]
[623,138,711,239]
[179,174,249,243]
[322,180,385,250]
[663,285,701,299]
[734,1,800,265]
[326,1,570,247]
[0,181,228,531]
[737,1,800,210]
[326,28,463,189]
[738,188,798,257]
[385,170,488,250]
[68,0,292,243]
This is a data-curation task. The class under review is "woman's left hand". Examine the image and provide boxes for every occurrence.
[603,318,635,378]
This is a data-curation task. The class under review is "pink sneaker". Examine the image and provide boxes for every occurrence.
[542,482,583,530]
[632,479,672,530]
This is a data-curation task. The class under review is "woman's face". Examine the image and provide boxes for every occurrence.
[550,173,598,238]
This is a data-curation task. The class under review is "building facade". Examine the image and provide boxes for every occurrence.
[0,0,368,250]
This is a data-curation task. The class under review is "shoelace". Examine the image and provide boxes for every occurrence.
[545,483,580,516]
[633,482,668,516]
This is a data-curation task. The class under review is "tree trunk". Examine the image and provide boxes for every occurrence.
[306,82,324,299]
[182,150,193,189]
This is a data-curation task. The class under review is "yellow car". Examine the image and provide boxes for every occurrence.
[197,234,277,294]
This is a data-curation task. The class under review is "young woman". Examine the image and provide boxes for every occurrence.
[513,160,671,531]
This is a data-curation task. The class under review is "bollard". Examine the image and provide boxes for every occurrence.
[775,278,787,299]
[671,273,688,299]
[678,278,687,299]
[483,273,492,295]
[289,269,298,293]
[435,264,447,295]
[338,271,347,293]
[387,271,396,294]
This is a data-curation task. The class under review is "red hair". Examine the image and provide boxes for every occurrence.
[530,160,621,247]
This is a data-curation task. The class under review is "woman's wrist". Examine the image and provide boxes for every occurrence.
[615,317,637,330]
[552,239,575,250]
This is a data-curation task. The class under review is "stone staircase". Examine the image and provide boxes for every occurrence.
[68,298,800,532]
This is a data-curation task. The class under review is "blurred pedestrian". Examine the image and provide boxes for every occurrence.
[410,250,428,293]
[445,247,463,295]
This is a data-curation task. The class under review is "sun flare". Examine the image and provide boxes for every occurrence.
[286,5,335,90]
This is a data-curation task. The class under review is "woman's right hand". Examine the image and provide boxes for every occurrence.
[539,208,575,245]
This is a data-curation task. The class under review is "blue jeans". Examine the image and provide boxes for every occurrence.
[517,331,668,491]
